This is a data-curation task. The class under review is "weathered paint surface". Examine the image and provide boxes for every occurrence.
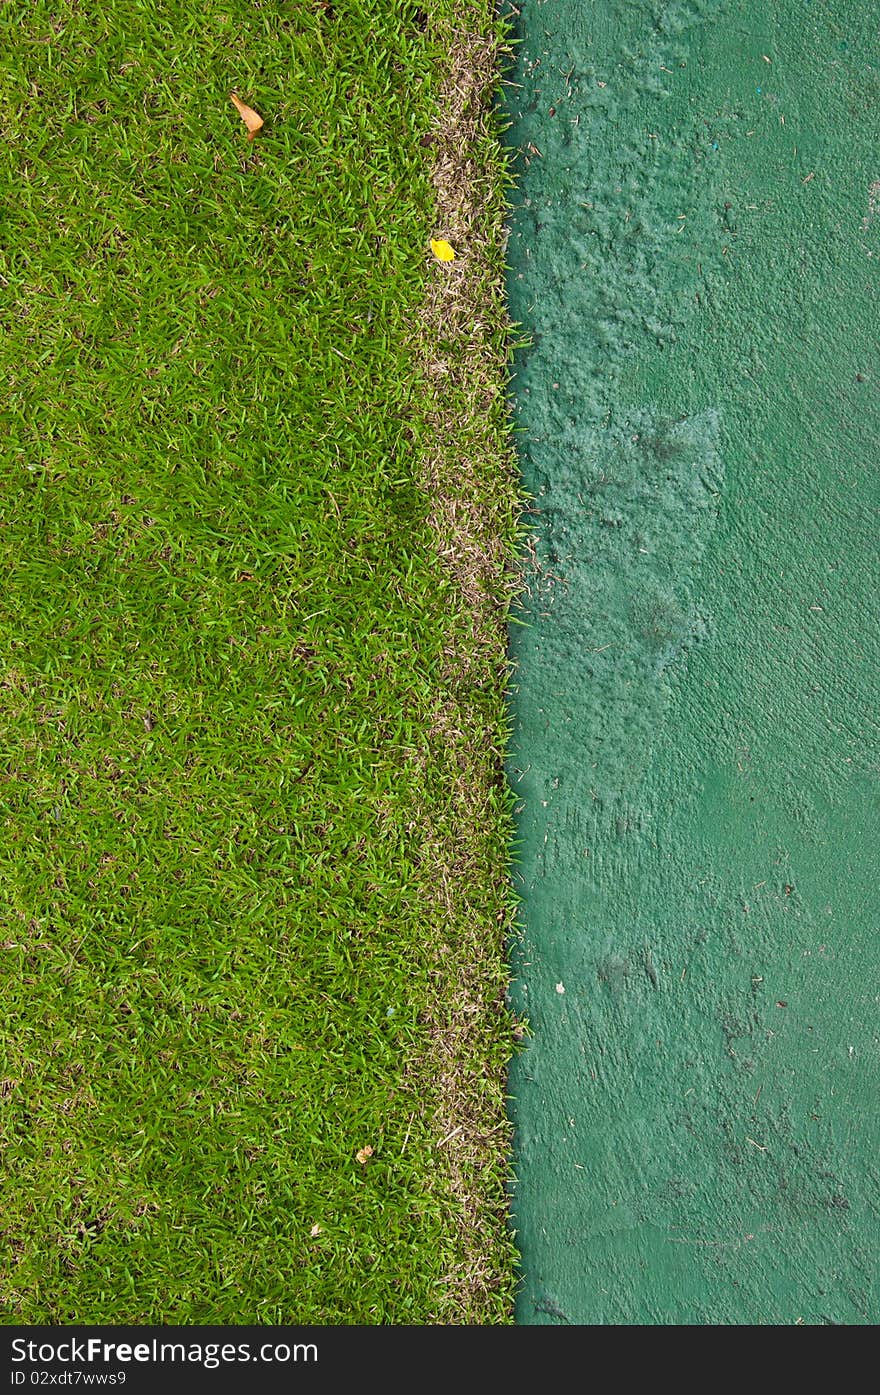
[503,0,879,1324]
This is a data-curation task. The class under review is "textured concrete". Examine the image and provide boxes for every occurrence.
[503,0,880,1323]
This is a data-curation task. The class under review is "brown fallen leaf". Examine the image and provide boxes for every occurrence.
[230,92,264,140]
[355,1145,374,1165]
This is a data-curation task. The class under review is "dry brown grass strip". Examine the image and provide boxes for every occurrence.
[409,18,524,1323]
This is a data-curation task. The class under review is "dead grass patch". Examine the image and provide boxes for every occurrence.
[409,17,526,1323]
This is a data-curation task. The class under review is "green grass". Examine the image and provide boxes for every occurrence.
[0,0,520,1322]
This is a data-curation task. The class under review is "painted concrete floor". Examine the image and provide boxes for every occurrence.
[504,0,879,1323]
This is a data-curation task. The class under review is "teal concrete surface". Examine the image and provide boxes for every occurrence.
[503,0,880,1323]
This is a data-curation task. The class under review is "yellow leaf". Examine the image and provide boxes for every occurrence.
[430,238,456,263]
[355,1145,374,1165]
[230,92,264,139]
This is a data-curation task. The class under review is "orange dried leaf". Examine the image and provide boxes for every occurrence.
[230,92,264,139]
[355,1145,374,1165]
